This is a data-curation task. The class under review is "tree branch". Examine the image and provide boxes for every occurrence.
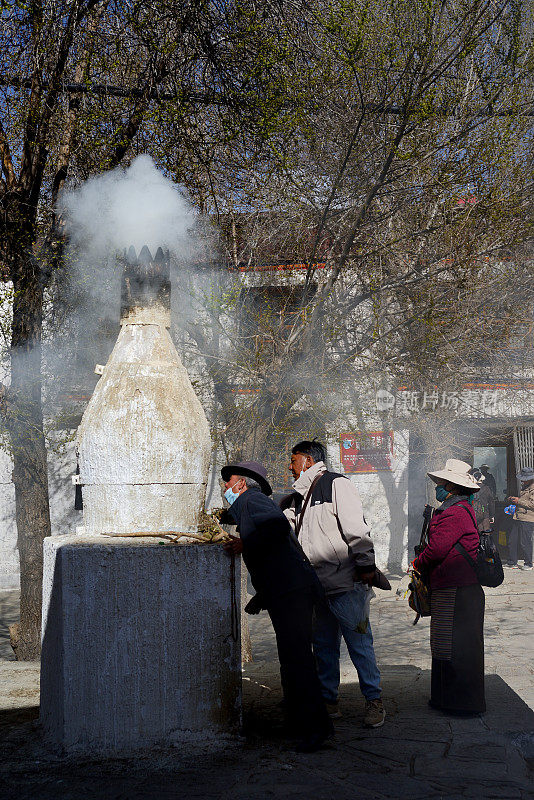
[1,76,531,116]
[0,118,16,190]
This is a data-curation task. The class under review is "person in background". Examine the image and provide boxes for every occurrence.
[221,460,333,752]
[479,464,497,497]
[470,468,495,532]
[280,440,386,729]
[506,466,534,571]
[413,459,485,715]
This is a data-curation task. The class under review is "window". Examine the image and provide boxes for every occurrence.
[239,285,316,357]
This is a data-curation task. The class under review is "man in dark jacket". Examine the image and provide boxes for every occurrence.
[480,465,497,497]
[221,460,333,752]
[470,469,495,532]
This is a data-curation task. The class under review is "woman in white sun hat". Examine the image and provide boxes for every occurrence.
[413,459,485,715]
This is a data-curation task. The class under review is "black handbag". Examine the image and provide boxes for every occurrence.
[455,534,504,587]
[454,503,504,588]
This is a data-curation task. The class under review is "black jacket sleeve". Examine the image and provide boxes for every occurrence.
[229,489,323,604]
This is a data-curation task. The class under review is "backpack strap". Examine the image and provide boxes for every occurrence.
[295,473,324,538]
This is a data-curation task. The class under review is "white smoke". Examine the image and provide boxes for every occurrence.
[59,154,196,255]
[43,154,202,427]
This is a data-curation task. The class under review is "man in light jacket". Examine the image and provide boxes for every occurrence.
[506,466,534,570]
[281,440,385,728]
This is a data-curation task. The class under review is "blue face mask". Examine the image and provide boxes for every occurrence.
[435,485,450,502]
[224,482,241,506]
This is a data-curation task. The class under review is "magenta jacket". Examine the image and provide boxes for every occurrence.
[413,497,479,589]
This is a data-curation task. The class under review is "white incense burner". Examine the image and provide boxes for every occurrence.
[75,248,211,535]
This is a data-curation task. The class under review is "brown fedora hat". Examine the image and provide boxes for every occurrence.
[221,460,272,496]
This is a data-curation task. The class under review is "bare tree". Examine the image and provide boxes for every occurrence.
[178,0,534,481]
[0,0,301,658]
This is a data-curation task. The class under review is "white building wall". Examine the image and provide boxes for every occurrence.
[0,448,17,590]
[327,429,410,573]
[0,439,80,591]
[48,439,81,539]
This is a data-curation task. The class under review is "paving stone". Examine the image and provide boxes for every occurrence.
[463,784,524,799]
[447,742,507,761]
[413,753,509,781]
[1,577,534,800]
[344,737,447,765]
[339,771,454,800]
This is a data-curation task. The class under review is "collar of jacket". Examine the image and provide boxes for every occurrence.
[438,494,472,512]
[227,486,261,524]
[292,460,327,496]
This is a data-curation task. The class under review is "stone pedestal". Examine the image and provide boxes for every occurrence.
[40,535,241,754]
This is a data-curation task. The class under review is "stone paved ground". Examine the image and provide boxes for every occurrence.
[1,570,533,800]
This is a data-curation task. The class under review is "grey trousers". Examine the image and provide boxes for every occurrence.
[509,521,534,566]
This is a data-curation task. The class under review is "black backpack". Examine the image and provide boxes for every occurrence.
[454,503,504,588]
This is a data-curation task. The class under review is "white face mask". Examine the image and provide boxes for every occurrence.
[224,481,241,506]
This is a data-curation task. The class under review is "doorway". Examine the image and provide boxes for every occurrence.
[473,446,507,502]
[455,421,516,557]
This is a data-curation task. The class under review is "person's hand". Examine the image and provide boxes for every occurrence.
[223,536,243,555]
[507,496,519,503]
[359,570,376,587]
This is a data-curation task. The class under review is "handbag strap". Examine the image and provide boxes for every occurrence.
[295,473,324,537]
[455,500,478,529]
[454,501,479,569]
[455,541,477,569]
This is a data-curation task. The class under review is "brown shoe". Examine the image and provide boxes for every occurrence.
[364,698,385,728]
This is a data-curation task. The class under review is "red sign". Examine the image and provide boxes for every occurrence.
[340,431,394,473]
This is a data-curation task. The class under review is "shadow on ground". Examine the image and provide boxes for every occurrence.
[0,666,532,800]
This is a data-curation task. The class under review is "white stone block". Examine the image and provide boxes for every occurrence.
[81,483,203,534]
[40,535,241,754]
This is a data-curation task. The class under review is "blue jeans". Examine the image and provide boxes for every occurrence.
[313,584,382,702]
